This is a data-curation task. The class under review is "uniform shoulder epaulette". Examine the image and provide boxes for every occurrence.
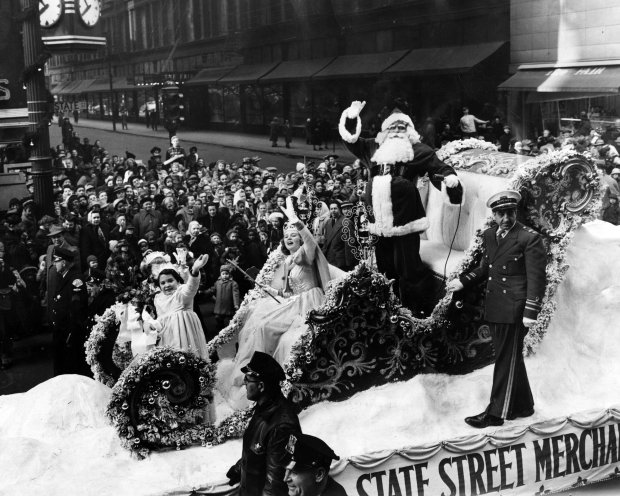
[523,226,539,234]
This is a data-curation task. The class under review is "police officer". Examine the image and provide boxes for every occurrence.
[448,190,546,428]
[49,246,87,376]
[227,351,301,496]
[284,433,348,496]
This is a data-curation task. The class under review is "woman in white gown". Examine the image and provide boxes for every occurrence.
[223,197,338,409]
[154,254,210,361]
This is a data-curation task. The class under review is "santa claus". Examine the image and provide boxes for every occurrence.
[338,99,462,311]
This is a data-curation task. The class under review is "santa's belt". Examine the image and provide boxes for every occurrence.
[377,163,406,176]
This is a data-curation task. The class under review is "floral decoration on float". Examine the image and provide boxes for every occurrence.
[85,284,156,387]
[106,346,217,458]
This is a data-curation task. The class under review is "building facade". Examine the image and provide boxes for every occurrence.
[49,0,511,136]
[500,0,620,139]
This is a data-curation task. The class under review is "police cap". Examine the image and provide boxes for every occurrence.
[240,351,285,385]
[285,433,339,471]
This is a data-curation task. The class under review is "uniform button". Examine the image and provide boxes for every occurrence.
[514,257,518,261]
[488,277,492,280]
[502,277,506,281]
[502,266,506,269]
[503,290,507,293]
[489,264,493,268]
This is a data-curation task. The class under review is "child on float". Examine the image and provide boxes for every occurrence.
[153,253,211,361]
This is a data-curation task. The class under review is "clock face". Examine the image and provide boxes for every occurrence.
[78,0,101,27]
[39,0,63,28]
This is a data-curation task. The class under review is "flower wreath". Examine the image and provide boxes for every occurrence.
[85,303,123,388]
[105,346,254,458]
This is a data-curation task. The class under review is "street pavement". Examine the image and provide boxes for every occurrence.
[49,117,356,171]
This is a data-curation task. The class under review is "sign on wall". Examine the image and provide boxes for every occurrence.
[0,0,27,112]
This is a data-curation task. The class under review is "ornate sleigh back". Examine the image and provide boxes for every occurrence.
[284,145,602,410]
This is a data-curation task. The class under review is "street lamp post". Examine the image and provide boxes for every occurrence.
[19,0,54,216]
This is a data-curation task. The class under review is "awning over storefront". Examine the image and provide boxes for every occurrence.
[259,58,335,83]
[499,66,620,93]
[218,62,280,84]
[312,50,408,79]
[85,77,134,93]
[55,80,84,95]
[51,81,73,94]
[384,41,505,75]
[525,91,614,103]
[69,79,96,94]
[185,66,236,86]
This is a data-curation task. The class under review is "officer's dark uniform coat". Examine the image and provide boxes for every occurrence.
[49,265,87,376]
[459,221,546,419]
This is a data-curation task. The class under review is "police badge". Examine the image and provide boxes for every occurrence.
[286,434,297,455]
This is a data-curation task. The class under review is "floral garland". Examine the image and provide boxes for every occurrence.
[85,303,123,388]
[206,249,286,355]
[85,284,158,389]
[106,346,218,458]
[281,147,601,396]
[436,138,498,161]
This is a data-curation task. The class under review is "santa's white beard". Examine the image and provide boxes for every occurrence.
[371,134,415,165]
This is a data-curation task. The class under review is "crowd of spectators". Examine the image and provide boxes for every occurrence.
[0,134,368,369]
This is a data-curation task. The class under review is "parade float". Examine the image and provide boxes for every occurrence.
[2,140,620,496]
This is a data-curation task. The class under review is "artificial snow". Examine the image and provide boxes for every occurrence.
[1,221,619,495]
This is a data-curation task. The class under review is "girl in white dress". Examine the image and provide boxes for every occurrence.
[155,254,210,361]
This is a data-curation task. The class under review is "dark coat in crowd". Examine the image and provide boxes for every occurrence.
[228,394,301,496]
[79,223,110,269]
[322,216,355,271]
[49,264,87,376]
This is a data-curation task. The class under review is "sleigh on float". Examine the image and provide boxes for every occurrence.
[86,140,601,456]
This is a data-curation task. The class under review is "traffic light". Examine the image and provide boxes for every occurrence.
[161,82,185,132]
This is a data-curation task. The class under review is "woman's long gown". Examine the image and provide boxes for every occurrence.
[222,226,332,409]
[154,272,210,361]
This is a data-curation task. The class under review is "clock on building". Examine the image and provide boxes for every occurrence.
[39,0,63,28]
[77,0,101,27]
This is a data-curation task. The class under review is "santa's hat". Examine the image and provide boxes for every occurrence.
[381,97,415,132]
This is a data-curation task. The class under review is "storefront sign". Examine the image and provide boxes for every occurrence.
[332,410,620,496]
[54,101,86,113]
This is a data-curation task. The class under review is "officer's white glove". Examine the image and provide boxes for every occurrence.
[346,101,366,120]
[522,317,536,328]
[444,175,460,189]
[447,279,464,292]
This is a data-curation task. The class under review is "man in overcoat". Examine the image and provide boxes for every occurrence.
[49,246,87,376]
[322,200,355,272]
[448,190,546,428]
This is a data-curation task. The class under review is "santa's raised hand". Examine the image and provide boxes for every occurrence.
[346,100,366,119]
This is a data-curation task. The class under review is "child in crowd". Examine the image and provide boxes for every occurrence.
[205,264,240,336]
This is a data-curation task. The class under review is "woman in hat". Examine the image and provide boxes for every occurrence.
[222,197,342,409]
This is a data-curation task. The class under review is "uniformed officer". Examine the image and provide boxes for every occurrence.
[448,190,546,428]
[284,433,348,496]
[49,246,88,376]
[227,351,301,496]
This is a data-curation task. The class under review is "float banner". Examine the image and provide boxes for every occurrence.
[331,408,620,496]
